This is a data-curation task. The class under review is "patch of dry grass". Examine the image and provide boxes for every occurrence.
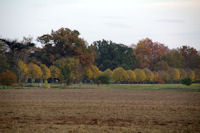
[0,88,200,133]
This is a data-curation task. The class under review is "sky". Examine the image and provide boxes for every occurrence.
[0,0,200,50]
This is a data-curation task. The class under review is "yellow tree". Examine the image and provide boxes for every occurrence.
[28,63,42,80]
[179,69,187,80]
[126,70,136,83]
[90,65,100,79]
[194,69,200,82]
[186,69,195,81]
[102,69,113,79]
[40,64,51,80]
[143,68,154,82]
[50,65,61,79]
[17,60,28,83]
[85,68,93,80]
[112,67,129,82]
[85,65,100,80]
[134,69,146,83]
[168,68,180,82]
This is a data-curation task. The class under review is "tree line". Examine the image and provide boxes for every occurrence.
[0,27,200,85]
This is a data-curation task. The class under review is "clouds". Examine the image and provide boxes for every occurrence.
[0,0,199,50]
[156,19,184,23]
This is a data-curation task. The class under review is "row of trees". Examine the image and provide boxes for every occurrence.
[93,39,200,71]
[89,67,199,84]
[0,27,200,85]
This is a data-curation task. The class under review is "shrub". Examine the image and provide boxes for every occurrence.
[96,74,110,84]
[0,70,17,86]
[181,77,192,86]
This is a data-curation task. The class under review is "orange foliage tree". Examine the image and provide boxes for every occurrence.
[0,70,17,85]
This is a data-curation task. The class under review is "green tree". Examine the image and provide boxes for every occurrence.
[112,67,129,82]
[163,50,185,68]
[179,46,200,69]
[92,40,137,71]
[96,74,110,84]
[0,55,9,74]
[134,69,146,83]
[54,57,81,85]
[0,38,35,71]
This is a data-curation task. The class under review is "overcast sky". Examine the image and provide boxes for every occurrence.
[0,0,200,50]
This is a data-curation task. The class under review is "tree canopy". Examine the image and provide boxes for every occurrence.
[92,40,137,71]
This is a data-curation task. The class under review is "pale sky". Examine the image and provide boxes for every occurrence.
[0,0,200,50]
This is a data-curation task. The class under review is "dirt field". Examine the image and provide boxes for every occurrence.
[0,88,200,133]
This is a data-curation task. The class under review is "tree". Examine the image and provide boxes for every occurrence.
[134,38,168,69]
[179,69,187,80]
[179,46,200,69]
[168,68,180,82]
[143,68,154,82]
[0,70,17,86]
[92,40,137,71]
[154,72,163,83]
[102,69,113,80]
[85,68,93,80]
[28,63,43,80]
[134,69,146,83]
[194,69,200,82]
[17,60,28,83]
[154,61,169,71]
[0,38,35,71]
[126,70,136,83]
[186,69,195,81]
[0,55,9,74]
[96,74,110,84]
[54,57,81,85]
[36,28,94,67]
[0,41,10,74]
[181,78,192,86]
[112,67,129,82]
[40,64,51,80]
[163,50,185,68]
[158,71,170,83]
[135,39,151,68]
[49,65,61,79]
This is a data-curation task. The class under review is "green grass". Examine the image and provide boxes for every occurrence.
[0,85,13,89]
[1,83,200,92]
[71,83,200,92]
[100,83,200,92]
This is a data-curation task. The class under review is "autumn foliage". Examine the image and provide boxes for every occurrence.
[0,27,200,85]
[0,70,17,85]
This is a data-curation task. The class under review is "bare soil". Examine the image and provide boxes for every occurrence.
[0,89,200,133]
